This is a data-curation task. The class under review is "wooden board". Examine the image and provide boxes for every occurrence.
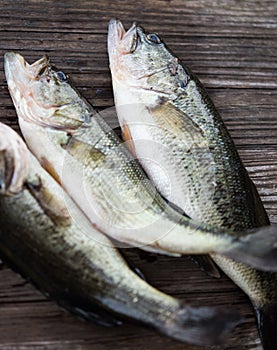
[0,0,276,349]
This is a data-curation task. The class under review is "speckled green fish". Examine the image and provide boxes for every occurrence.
[0,121,246,346]
[107,19,277,350]
[4,51,277,273]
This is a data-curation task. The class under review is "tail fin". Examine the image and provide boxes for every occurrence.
[255,303,277,350]
[160,304,243,346]
[224,225,277,272]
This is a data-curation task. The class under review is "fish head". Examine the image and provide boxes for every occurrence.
[0,123,29,195]
[108,19,190,101]
[4,52,92,131]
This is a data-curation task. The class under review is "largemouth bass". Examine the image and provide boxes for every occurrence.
[4,52,277,273]
[0,121,244,346]
[107,19,277,350]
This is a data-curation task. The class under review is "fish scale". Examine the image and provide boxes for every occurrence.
[107,19,277,350]
[170,78,265,229]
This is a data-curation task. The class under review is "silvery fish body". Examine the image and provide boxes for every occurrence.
[107,19,277,350]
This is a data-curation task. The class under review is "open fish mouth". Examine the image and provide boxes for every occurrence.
[108,18,127,43]
[108,19,170,89]
[5,52,89,131]
[108,19,139,58]
[4,52,49,86]
[4,52,55,127]
[108,19,162,57]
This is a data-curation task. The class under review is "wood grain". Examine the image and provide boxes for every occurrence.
[0,0,276,349]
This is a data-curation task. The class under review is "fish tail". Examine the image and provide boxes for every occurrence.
[254,303,277,350]
[224,225,277,271]
[159,304,242,346]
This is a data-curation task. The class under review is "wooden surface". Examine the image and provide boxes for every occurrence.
[0,0,276,349]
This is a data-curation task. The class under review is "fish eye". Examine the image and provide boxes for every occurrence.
[55,71,68,82]
[146,33,161,44]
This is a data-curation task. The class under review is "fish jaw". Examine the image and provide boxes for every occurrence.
[108,19,126,81]
[0,122,30,195]
[108,19,136,79]
[4,52,49,88]
[107,18,126,58]
[108,19,151,88]
[108,19,142,90]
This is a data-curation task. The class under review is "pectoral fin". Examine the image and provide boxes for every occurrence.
[149,101,204,142]
[26,175,72,227]
[62,136,105,163]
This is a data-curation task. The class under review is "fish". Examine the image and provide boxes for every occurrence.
[107,19,277,350]
[0,121,245,346]
[4,51,277,272]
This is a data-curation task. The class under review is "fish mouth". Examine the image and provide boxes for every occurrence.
[108,19,147,83]
[4,52,56,128]
[0,122,30,195]
[108,19,142,58]
[4,52,49,87]
[108,19,163,83]
[108,18,127,45]
[108,19,127,56]
[5,52,91,132]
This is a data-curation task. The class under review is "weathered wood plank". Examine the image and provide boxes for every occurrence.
[0,0,276,349]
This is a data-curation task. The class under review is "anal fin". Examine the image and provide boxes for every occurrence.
[190,255,221,278]
[119,248,147,281]
[56,294,123,327]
